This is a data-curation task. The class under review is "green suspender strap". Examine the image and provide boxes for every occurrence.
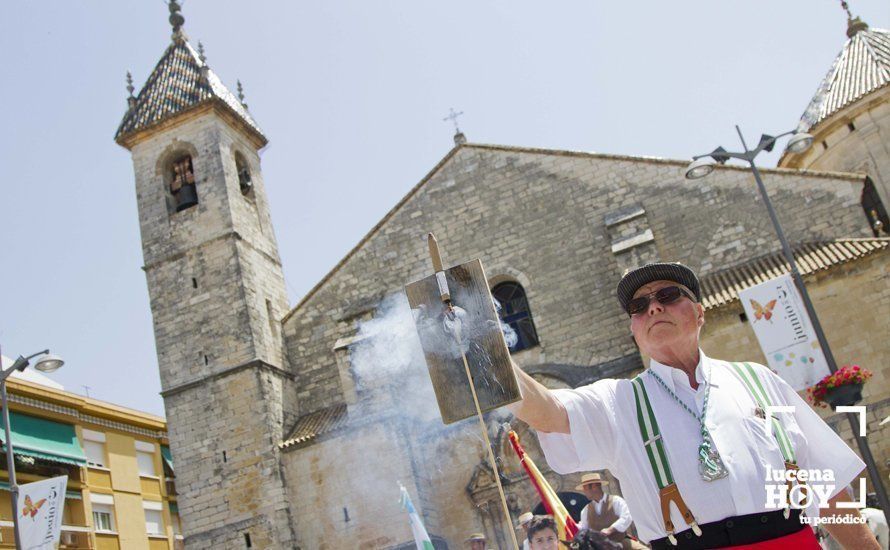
[728,362,804,515]
[632,376,701,546]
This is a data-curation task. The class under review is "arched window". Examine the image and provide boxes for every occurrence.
[533,491,588,522]
[862,177,888,236]
[491,282,539,352]
[235,153,252,196]
[169,155,198,212]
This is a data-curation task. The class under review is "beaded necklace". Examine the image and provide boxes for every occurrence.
[646,364,729,482]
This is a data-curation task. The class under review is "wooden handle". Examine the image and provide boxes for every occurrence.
[427,233,444,272]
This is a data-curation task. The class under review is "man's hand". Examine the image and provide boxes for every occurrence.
[507,360,570,433]
[821,489,880,549]
[600,527,615,537]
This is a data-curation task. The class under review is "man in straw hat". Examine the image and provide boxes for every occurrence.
[575,473,643,549]
[515,512,534,550]
[465,532,490,550]
[510,263,879,549]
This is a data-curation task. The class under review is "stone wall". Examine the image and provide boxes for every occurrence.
[281,419,421,549]
[165,368,295,549]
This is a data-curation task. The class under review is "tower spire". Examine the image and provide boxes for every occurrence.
[840,1,869,38]
[126,71,136,109]
[169,0,186,42]
[237,80,248,110]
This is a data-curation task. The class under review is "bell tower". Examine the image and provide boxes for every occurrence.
[115,2,295,547]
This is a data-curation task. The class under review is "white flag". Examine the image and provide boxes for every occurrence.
[739,273,831,391]
[399,484,435,550]
[17,475,67,550]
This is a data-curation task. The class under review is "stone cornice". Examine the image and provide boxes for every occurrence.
[160,359,293,398]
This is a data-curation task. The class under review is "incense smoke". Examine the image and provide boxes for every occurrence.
[350,292,516,377]
[336,291,520,533]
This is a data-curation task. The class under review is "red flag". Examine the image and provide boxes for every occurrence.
[508,430,579,541]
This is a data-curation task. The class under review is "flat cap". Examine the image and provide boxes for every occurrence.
[616,262,701,312]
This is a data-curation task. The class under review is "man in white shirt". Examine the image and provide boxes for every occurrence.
[509,262,879,549]
[515,512,534,550]
[575,472,641,549]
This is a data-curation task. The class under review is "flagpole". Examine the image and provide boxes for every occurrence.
[452,325,520,550]
[424,233,518,549]
[508,430,579,541]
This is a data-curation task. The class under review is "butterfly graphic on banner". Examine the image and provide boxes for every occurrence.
[749,298,777,322]
[22,495,46,519]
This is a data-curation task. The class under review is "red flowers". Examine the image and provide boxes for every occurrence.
[806,365,872,408]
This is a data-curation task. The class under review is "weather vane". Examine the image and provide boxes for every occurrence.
[442,107,464,134]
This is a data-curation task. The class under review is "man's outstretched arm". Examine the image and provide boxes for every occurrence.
[508,360,570,434]
[821,490,880,549]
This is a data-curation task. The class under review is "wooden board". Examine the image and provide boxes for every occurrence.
[405,259,521,424]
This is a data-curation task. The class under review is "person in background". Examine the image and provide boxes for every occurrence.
[575,472,644,549]
[515,511,534,550]
[526,515,560,550]
[465,532,489,550]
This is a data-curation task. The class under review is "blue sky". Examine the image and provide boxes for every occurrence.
[0,1,886,416]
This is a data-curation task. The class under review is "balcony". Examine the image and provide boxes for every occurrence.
[165,478,176,497]
[0,522,93,549]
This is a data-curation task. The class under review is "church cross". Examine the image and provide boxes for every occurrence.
[443,107,464,134]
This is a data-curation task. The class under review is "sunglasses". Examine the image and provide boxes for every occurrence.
[627,286,695,316]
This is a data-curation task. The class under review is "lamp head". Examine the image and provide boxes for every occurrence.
[34,354,64,373]
[785,132,814,154]
[685,157,715,180]
[758,134,776,153]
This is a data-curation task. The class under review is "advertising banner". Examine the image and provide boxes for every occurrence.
[739,273,831,390]
[18,475,67,550]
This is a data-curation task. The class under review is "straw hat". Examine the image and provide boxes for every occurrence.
[465,533,486,542]
[574,472,609,491]
[514,512,534,529]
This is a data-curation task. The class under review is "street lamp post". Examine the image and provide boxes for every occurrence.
[686,125,890,524]
[0,347,64,550]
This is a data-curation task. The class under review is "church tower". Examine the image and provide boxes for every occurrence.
[115,2,295,547]
[779,12,890,235]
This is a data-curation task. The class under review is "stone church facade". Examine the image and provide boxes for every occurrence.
[115,4,890,549]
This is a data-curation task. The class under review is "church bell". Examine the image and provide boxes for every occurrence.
[175,184,198,211]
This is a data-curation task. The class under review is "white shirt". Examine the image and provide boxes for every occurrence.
[578,493,633,532]
[537,350,865,543]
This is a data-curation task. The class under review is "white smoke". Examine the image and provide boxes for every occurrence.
[335,291,520,535]
[493,297,519,350]
[347,291,518,421]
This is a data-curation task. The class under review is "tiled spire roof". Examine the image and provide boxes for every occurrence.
[115,3,265,146]
[798,19,890,131]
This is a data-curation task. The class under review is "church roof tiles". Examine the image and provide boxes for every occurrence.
[700,238,890,310]
[798,22,890,131]
[114,38,265,146]
[279,403,349,450]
